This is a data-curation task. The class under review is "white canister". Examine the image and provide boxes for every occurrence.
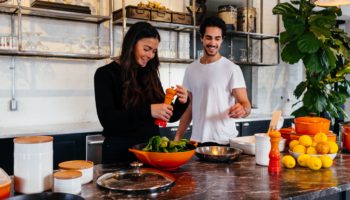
[54,170,82,195]
[59,160,94,184]
[14,136,53,194]
[255,133,271,166]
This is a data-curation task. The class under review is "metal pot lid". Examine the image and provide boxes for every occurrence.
[96,162,176,193]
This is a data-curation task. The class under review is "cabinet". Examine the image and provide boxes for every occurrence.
[0,0,112,60]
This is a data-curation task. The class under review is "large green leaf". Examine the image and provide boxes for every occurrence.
[297,32,320,53]
[283,16,306,39]
[309,15,336,30]
[281,42,305,64]
[280,31,291,45]
[309,26,331,39]
[303,53,322,73]
[294,81,307,98]
[323,46,337,70]
[272,2,299,16]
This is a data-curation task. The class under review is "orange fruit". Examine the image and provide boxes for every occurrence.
[316,142,330,154]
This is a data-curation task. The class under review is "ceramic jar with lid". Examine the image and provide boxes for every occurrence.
[54,170,82,195]
[59,160,94,184]
[14,136,53,194]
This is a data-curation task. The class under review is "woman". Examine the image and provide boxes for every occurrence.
[94,22,189,164]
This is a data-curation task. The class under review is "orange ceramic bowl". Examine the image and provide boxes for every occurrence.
[0,168,11,199]
[129,143,196,171]
[294,116,330,135]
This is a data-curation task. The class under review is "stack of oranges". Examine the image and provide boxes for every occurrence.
[282,132,338,170]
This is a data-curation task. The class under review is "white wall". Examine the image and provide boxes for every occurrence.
[0,0,348,130]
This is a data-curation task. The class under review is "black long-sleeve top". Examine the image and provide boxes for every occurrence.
[94,61,189,141]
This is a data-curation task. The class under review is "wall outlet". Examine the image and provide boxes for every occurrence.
[10,99,17,111]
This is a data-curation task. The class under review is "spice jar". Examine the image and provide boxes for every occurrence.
[59,160,94,184]
[54,170,82,195]
[14,136,53,194]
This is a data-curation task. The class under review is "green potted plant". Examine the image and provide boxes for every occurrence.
[272,0,350,122]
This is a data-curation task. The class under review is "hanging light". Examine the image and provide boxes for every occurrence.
[314,0,350,6]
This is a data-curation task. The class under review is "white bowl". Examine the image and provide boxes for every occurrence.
[229,135,286,155]
[288,150,337,160]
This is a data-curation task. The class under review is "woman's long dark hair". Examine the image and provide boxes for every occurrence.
[119,22,164,108]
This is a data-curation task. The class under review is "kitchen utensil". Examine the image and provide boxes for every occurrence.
[195,146,242,163]
[294,116,330,135]
[129,143,196,171]
[7,192,84,200]
[53,170,82,195]
[0,168,11,199]
[58,160,93,184]
[267,110,282,135]
[96,162,176,194]
[230,135,286,155]
[14,136,53,194]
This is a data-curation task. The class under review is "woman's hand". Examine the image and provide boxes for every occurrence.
[151,103,173,121]
[175,85,188,104]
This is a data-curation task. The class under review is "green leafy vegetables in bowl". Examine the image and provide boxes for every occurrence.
[142,136,193,153]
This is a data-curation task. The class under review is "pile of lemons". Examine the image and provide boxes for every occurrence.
[282,132,339,170]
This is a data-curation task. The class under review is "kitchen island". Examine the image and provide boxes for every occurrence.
[80,153,350,200]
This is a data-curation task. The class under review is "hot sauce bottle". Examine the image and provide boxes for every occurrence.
[154,87,177,127]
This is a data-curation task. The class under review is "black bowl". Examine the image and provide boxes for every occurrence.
[195,146,243,163]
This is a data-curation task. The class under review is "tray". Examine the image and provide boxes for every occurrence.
[113,5,150,21]
[31,0,91,14]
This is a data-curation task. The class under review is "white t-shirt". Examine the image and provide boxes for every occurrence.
[183,56,246,144]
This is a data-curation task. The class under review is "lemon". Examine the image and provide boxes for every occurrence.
[327,141,339,154]
[307,156,322,170]
[289,140,299,150]
[313,132,328,143]
[299,135,313,147]
[297,154,311,167]
[319,155,333,168]
[306,146,317,154]
[282,155,296,168]
[311,141,318,147]
[293,144,306,154]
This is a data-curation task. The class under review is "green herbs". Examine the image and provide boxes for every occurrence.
[142,136,191,152]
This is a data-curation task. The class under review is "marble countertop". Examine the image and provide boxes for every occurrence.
[0,114,294,139]
[80,153,350,200]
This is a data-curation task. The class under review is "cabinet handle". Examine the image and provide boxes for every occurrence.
[242,122,250,127]
[87,140,104,145]
[170,127,178,131]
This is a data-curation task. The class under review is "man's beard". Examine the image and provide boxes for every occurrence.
[204,46,218,56]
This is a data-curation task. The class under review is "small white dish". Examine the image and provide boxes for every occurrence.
[229,135,286,155]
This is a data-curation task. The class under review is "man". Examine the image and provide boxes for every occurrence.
[174,16,251,145]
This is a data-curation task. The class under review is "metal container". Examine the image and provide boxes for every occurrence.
[237,7,256,32]
[14,136,53,194]
[218,5,237,31]
[195,146,242,163]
